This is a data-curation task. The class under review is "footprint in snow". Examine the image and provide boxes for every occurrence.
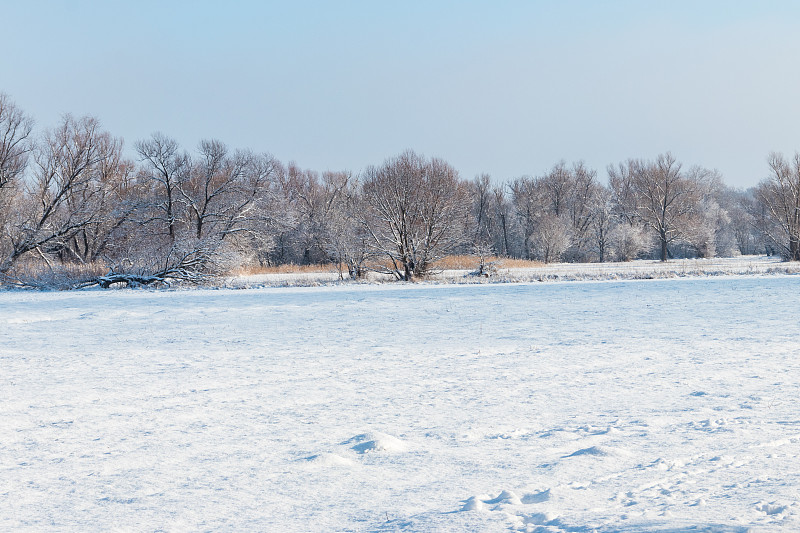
[522,511,558,526]
[521,489,551,504]
[755,502,790,516]
[461,490,521,511]
[461,491,561,531]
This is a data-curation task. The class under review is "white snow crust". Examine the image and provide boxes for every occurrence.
[2,276,800,531]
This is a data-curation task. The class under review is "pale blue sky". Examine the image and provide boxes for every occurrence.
[3,1,800,187]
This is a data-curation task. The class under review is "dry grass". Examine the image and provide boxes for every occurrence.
[432,255,544,270]
[229,263,340,276]
[3,260,109,288]
[495,257,545,269]
[229,256,545,278]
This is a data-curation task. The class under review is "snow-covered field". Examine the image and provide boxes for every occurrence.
[224,255,800,288]
[2,276,800,532]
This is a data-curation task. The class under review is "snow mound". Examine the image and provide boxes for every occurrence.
[756,502,789,515]
[462,490,523,512]
[461,496,485,512]
[565,445,612,458]
[345,432,407,454]
[304,453,354,467]
[484,489,522,506]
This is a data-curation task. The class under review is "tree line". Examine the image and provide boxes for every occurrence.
[0,93,798,287]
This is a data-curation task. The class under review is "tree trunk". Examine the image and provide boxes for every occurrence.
[790,234,800,261]
[500,215,510,256]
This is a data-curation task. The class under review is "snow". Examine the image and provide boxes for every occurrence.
[223,255,800,288]
[2,276,800,531]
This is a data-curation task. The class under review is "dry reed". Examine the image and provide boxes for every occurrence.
[432,255,543,270]
[229,263,340,276]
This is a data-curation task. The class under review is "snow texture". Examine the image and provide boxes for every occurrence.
[2,276,800,531]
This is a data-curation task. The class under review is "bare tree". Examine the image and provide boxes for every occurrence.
[589,185,614,262]
[565,162,600,260]
[136,133,190,241]
[0,115,122,276]
[756,152,800,260]
[272,163,327,264]
[216,151,281,258]
[57,139,138,264]
[680,169,730,258]
[182,138,231,239]
[720,187,762,255]
[608,159,648,261]
[509,176,540,259]
[509,161,602,262]
[178,140,276,245]
[540,161,572,217]
[492,185,515,257]
[0,94,34,192]
[0,95,34,264]
[528,214,572,263]
[608,159,642,227]
[469,174,494,249]
[610,153,703,261]
[360,150,468,280]
[610,223,649,261]
[321,172,372,278]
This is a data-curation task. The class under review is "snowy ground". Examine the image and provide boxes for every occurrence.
[2,276,800,532]
[223,255,800,288]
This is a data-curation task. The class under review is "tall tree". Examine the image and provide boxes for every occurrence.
[0,95,34,263]
[0,93,33,192]
[1,115,121,275]
[57,135,137,264]
[756,152,800,260]
[360,150,468,280]
[179,140,275,243]
[610,153,704,261]
[136,133,190,241]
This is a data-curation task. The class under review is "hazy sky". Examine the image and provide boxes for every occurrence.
[3,1,800,187]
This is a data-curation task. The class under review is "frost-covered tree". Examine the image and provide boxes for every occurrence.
[610,153,705,261]
[492,185,518,257]
[321,173,372,278]
[53,134,137,265]
[721,187,762,255]
[509,161,602,262]
[1,115,123,277]
[0,94,33,193]
[468,174,495,255]
[136,133,191,242]
[0,95,34,273]
[360,150,469,280]
[609,223,648,262]
[589,185,614,262]
[179,140,277,245]
[107,137,280,286]
[756,152,800,260]
[509,176,540,259]
[528,214,572,263]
